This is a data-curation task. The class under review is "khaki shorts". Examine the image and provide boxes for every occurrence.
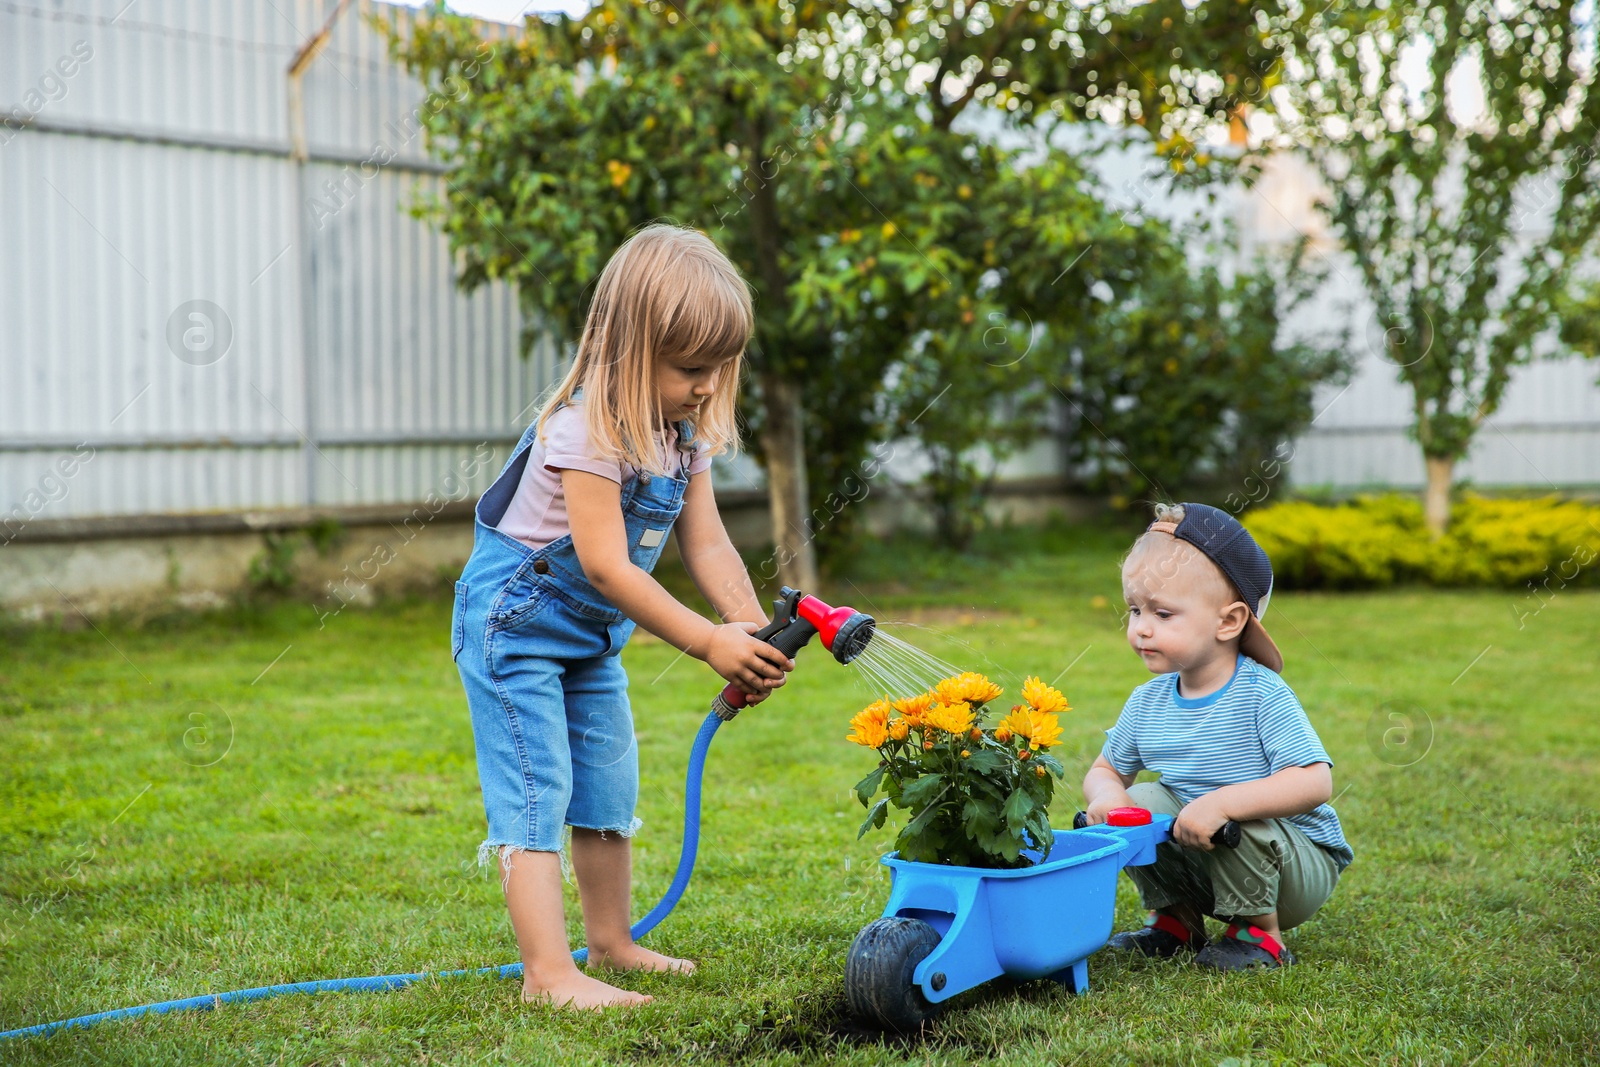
[1123,780,1341,929]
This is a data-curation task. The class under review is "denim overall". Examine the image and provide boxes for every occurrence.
[452,409,695,865]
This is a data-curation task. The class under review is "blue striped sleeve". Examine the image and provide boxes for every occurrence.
[1256,684,1333,773]
[1101,693,1145,777]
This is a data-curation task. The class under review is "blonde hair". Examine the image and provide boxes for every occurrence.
[537,223,753,475]
[1124,502,1186,557]
[1122,501,1242,607]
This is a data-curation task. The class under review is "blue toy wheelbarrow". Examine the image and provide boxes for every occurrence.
[844,807,1240,1030]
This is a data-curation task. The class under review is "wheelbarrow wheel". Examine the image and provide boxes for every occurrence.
[845,917,942,1032]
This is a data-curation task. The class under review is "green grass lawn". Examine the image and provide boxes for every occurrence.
[2,521,1596,1065]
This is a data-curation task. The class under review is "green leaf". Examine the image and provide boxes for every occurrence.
[967,774,1006,805]
[1025,807,1055,856]
[853,765,885,807]
[902,794,946,839]
[896,827,945,865]
[964,749,1008,774]
[900,773,947,809]
[1030,832,1054,860]
[1002,787,1033,831]
[962,797,1001,841]
[858,798,890,840]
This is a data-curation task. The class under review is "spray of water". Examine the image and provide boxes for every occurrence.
[846,625,966,701]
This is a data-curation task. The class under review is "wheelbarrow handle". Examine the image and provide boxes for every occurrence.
[1072,810,1241,849]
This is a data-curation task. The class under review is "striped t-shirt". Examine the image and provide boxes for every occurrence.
[1102,654,1353,871]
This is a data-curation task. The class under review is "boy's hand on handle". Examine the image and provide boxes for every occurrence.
[1170,794,1233,851]
[706,622,794,700]
[1080,755,1138,824]
[1081,794,1136,826]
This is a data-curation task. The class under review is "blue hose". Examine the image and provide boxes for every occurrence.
[1,711,725,1042]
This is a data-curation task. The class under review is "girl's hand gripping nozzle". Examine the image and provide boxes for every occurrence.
[710,587,877,721]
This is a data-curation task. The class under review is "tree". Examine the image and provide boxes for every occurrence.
[882,318,1054,550]
[378,0,1272,583]
[1262,0,1600,533]
[1059,236,1350,509]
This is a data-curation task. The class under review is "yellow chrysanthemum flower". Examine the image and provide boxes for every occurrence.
[846,699,891,748]
[1021,676,1070,715]
[997,706,1064,751]
[997,706,1033,743]
[888,718,910,741]
[921,700,975,736]
[892,692,935,727]
[933,672,1003,706]
[1026,711,1063,750]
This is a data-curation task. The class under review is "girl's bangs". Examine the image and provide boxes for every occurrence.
[659,269,752,364]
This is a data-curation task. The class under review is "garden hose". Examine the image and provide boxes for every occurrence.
[0,712,725,1042]
[3,586,873,1042]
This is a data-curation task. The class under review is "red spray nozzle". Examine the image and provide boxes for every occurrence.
[796,594,872,659]
[710,587,877,720]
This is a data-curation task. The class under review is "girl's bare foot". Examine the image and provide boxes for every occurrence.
[587,943,697,975]
[521,970,652,1010]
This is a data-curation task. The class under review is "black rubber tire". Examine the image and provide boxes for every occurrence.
[845,917,943,1032]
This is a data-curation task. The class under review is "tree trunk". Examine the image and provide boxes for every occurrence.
[740,113,818,593]
[1423,455,1454,537]
[760,373,819,592]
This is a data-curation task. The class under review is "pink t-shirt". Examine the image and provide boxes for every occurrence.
[496,403,712,551]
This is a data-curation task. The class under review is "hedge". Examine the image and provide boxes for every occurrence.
[1242,494,1600,591]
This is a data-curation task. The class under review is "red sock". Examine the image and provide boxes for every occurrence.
[1223,923,1285,960]
[1148,913,1197,942]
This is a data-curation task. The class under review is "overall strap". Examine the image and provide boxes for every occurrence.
[475,419,541,529]
[673,418,697,480]
[634,420,696,486]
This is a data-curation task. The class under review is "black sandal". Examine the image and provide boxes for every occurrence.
[1195,923,1295,970]
[1105,912,1208,958]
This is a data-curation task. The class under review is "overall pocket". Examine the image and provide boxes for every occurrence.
[623,494,684,573]
[493,573,553,631]
[623,495,682,525]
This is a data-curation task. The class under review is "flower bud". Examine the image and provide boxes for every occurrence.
[969,728,982,742]
[995,727,1012,743]
[923,740,935,751]
[960,749,970,759]
[1018,748,1031,761]
[1035,765,1047,778]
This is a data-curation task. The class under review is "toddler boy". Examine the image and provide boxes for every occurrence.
[1081,502,1352,969]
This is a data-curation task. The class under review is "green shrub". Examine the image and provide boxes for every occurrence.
[1245,494,1600,591]
[246,519,348,593]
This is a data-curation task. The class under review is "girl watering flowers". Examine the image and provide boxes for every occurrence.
[453,225,795,1010]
